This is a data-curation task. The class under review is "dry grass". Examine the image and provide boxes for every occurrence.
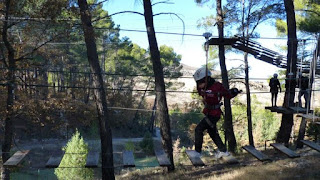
[202,156,320,180]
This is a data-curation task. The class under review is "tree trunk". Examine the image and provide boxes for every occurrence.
[276,0,297,145]
[133,78,151,122]
[149,96,157,134]
[78,1,115,179]
[1,1,15,179]
[143,0,174,171]
[216,0,237,152]
[244,52,254,146]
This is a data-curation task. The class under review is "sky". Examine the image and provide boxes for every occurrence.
[102,0,287,79]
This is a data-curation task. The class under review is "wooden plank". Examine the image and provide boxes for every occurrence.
[270,143,300,158]
[85,151,99,168]
[289,107,310,113]
[185,150,205,166]
[122,151,135,167]
[154,149,171,167]
[46,151,64,168]
[297,114,320,121]
[301,140,320,152]
[242,145,271,161]
[3,150,30,167]
[265,106,293,114]
[296,117,307,148]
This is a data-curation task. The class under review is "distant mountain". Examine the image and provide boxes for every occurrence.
[180,63,198,76]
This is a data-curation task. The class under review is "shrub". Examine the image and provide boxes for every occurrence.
[125,140,135,151]
[139,132,154,155]
[55,130,93,180]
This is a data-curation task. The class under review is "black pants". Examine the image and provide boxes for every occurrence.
[195,115,226,153]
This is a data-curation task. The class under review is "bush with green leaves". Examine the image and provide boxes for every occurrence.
[125,140,135,151]
[55,130,93,180]
[139,132,154,155]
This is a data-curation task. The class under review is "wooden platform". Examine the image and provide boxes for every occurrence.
[297,114,320,121]
[265,106,294,114]
[270,143,300,158]
[289,107,311,113]
[185,150,205,166]
[301,140,320,152]
[3,150,30,167]
[122,151,135,167]
[85,151,100,168]
[242,145,271,161]
[154,149,171,167]
[46,151,64,168]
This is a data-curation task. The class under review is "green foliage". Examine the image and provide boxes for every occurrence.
[170,102,203,144]
[275,19,288,36]
[139,132,154,155]
[306,107,320,140]
[55,130,93,180]
[125,140,135,152]
[296,0,320,33]
[276,0,320,35]
[232,95,280,145]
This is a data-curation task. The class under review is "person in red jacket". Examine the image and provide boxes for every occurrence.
[193,67,241,158]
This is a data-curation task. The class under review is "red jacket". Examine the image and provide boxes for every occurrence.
[197,81,234,117]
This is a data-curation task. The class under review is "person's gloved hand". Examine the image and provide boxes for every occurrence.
[230,88,242,96]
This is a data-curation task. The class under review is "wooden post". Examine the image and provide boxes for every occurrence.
[296,117,307,148]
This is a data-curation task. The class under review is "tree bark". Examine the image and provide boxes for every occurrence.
[78,0,115,179]
[1,1,15,179]
[216,0,237,152]
[276,0,297,145]
[244,52,254,146]
[143,0,174,171]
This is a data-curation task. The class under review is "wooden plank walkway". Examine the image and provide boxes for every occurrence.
[301,140,320,152]
[122,151,135,167]
[85,151,100,168]
[185,150,205,166]
[265,106,293,114]
[154,149,171,167]
[270,143,300,158]
[297,114,320,121]
[289,107,310,113]
[46,151,64,168]
[3,150,30,167]
[242,145,271,161]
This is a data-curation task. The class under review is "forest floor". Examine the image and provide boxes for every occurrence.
[117,146,320,180]
[5,131,320,179]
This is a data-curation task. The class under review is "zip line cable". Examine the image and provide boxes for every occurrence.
[3,67,320,80]
[1,16,318,41]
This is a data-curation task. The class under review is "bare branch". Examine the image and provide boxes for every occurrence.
[109,11,144,17]
[153,12,185,40]
[90,0,109,7]
[296,9,320,16]
[152,1,174,6]
[15,35,59,62]
[92,11,144,23]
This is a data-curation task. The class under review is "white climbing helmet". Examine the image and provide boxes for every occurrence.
[273,73,278,78]
[193,67,212,81]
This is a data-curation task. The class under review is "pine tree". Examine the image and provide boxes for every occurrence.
[55,130,93,180]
